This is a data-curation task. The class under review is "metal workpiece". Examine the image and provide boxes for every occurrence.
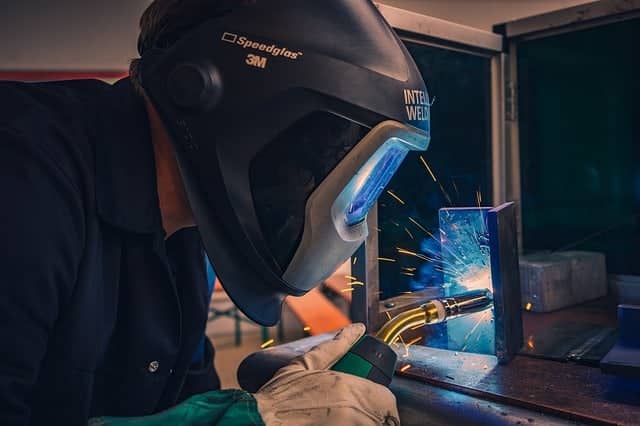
[375,289,494,344]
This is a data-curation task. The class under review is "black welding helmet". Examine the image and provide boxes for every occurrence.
[139,0,430,325]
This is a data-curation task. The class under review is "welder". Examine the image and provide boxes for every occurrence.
[0,0,430,425]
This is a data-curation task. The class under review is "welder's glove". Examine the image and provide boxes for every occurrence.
[89,324,399,426]
[254,322,400,425]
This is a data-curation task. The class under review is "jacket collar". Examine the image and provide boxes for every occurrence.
[94,78,163,234]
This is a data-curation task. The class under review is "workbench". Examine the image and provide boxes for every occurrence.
[239,322,640,425]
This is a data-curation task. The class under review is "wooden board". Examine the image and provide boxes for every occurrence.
[284,287,351,335]
[323,275,353,302]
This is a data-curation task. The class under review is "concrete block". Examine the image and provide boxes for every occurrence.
[556,251,607,302]
[519,251,607,312]
[520,253,572,312]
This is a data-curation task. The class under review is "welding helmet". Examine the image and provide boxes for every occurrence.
[139,0,430,325]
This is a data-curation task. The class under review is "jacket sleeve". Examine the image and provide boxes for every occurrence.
[178,332,221,402]
[0,128,84,425]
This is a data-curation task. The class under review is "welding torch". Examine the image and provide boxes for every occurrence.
[375,288,494,344]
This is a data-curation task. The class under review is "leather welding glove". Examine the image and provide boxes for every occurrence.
[89,323,399,426]
[253,322,400,425]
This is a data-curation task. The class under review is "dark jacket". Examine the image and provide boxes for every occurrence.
[0,78,221,425]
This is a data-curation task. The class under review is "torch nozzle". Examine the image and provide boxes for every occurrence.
[375,289,493,344]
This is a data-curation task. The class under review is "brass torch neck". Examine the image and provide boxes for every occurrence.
[375,302,440,344]
[374,289,494,345]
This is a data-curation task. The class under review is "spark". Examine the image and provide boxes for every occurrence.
[527,336,535,349]
[408,217,430,236]
[401,272,415,277]
[303,326,311,332]
[406,336,423,347]
[345,275,357,281]
[419,155,437,182]
[476,190,482,207]
[341,287,355,293]
[460,309,490,351]
[386,190,405,205]
[452,179,460,198]
[438,182,453,206]
[399,364,411,373]
[349,281,364,286]
[439,183,454,205]
[260,339,275,349]
[385,311,392,320]
[402,267,417,272]
[375,227,382,232]
[437,239,466,265]
[525,302,532,311]
[396,247,430,262]
[397,333,408,351]
[378,257,397,263]
[352,257,357,265]
[420,158,454,205]
[410,323,426,331]
[404,227,414,239]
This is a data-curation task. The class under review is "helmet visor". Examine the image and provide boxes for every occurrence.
[284,120,429,292]
[344,139,410,226]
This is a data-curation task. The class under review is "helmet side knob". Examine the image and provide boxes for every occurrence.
[168,62,222,111]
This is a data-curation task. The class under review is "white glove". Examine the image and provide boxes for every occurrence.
[254,323,400,425]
